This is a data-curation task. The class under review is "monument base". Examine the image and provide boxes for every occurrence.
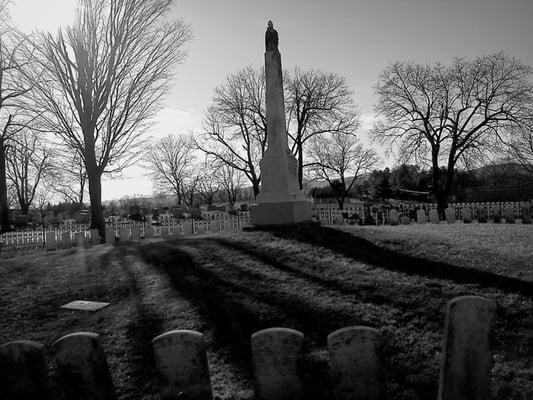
[250,200,313,226]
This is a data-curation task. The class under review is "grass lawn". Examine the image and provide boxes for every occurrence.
[0,223,532,400]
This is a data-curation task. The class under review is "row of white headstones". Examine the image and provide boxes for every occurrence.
[0,295,494,400]
[389,206,530,225]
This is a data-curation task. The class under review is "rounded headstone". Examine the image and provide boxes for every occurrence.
[416,209,426,224]
[429,209,440,224]
[0,340,51,400]
[52,332,116,400]
[152,330,213,400]
[462,207,472,223]
[445,208,455,224]
[504,206,515,223]
[251,327,304,400]
[389,210,399,226]
[45,232,56,250]
[327,326,386,400]
[119,227,129,242]
[400,215,410,225]
[438,296,496,400]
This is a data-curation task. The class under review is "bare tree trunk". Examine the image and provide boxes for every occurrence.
[0,138,10,232]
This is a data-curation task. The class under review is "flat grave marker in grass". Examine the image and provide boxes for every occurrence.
[251,327,304,400]
[60,300,111,312]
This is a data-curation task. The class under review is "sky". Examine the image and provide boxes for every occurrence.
[9,0,533,201]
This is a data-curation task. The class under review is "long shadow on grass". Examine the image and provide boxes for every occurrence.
[259,224,533,297]
[112,244,165,398]
[124,239,440,399]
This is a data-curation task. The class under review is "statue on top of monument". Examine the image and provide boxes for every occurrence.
[265,20,279,52]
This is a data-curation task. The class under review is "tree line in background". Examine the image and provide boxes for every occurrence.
[1,0,532,236]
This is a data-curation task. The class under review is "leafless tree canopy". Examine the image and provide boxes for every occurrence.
[307,134,379,209]
[30,0,191,236]
[6,130,53,214]
[372,52,533,209]
[198,67,267,198]
[145,133,197,206]
[286,68,362,188]
[508,124,533,174]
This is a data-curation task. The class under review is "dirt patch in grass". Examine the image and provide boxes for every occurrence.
[0,224,532,400]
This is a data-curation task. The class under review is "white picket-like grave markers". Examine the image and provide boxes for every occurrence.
[251,327,304,400]
[152,330,213,400]
[328,326,386,400]
[389,210,399,226]
[438,296,496,400]
[52,332,117,400]
[0,340,51,400]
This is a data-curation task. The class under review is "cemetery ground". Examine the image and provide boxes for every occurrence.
[0,223,532,400]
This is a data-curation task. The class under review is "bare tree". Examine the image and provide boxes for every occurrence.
[6,130,54,214]
[307,134,379,209]
[53,153,88,205]
[30,0,192,238]
[286,68,362,188]
[373,52,533,211]
[197,67,267,198]
[0,1,34,231]
[508,125,533,174]
[196,165,220,206]
[214,156,245,206]
[145,133,197,205]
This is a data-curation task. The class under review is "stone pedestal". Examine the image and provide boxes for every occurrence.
[251,25,312,227]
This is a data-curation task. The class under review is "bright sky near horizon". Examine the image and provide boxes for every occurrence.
[9,0,533,201]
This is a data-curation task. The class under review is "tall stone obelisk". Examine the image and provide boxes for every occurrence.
[250,21,312,226]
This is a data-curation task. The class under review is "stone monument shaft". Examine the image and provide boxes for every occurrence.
[250,21,312,226]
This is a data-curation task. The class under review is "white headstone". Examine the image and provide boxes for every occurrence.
[45,232,56,251]
[52,332,116,400]
[445,208,455,224]
[152,330,213,400]
[389,210,399,226]
[462,207,472,223]
[416,209,426,224]
[251,327,303,400]
[105,227,115,244]
[119,226,129,242]
[429,209,440,224]
[327,326,386,400]
[438,296,496,400]
[0,340,51,400]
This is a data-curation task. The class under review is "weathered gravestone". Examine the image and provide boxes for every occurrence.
[445,208,455,224]
[504,205,515,223]
[462,207,472,223]
[0,340,51,400]
[416,209,426,224]
[172,226,182,237]
[196,224,207,234]
[119,226,129,242]
[160,226,170,238]
[251,327,304,400]
[90,228,101,245]
[144,225,153,238]
[152,330,213,400]
[52,332,116,400]
[210,220,221,233]
[522,206,531,224]
[183,221,193,235]
[400,215,410,225]
[438,296,496,400]
[476,208,487,223]
[131,225,141,241]
[105,227,115,244]
[389,210,399,226]
[61,231,72,249]
[75,232,86,247]
[45,232,56,251]
[327,326,386,400]
[491,205,502,223]
[429,209,440,224]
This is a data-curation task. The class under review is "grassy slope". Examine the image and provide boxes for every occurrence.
[0,223,531,400]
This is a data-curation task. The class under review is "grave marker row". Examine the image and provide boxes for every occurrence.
[0,296,495,400]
